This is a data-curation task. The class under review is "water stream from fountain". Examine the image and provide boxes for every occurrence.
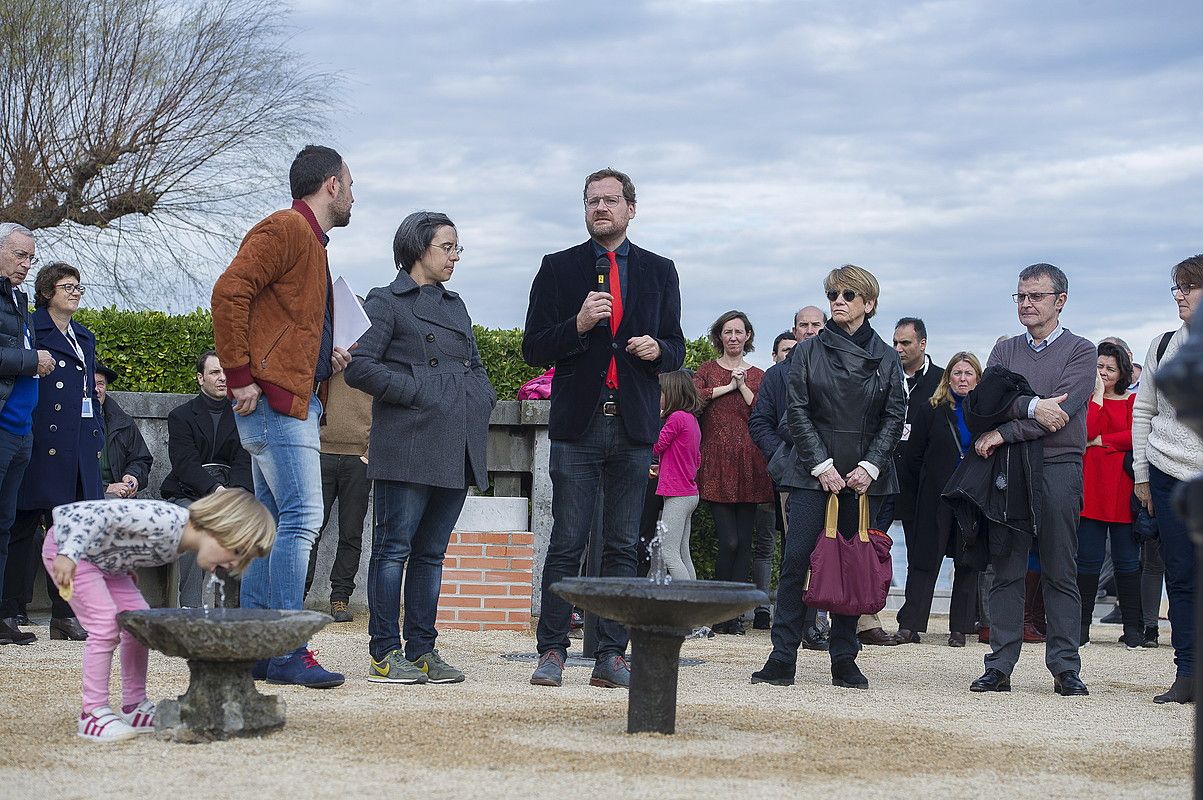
[648,521,671,586]
[202,572,226,615]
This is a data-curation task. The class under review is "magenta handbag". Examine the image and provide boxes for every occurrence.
[802,492,893,616]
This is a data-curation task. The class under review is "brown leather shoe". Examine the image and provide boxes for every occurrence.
[50,617,88,641]
[1022,622,1046,643]
[858,627,901,646]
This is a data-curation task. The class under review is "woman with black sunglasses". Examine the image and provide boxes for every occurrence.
[752,264,905,690]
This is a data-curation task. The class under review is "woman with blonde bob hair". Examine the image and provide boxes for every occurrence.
[753,264,906,689]
[896,352,984,646]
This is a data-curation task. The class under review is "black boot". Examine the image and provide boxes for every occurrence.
[1115,571,1145,649]
[1076,572,1100,647]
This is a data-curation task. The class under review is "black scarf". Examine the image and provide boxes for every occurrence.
[824,317,875,351]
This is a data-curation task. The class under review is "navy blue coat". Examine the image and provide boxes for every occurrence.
[18,309,104,510]
[521,240,685,444]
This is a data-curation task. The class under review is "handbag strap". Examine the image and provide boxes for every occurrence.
[857,493,870,542]
[823,492,839,539]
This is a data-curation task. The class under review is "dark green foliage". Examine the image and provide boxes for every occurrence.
[75,307,215,393]
[472,326,543,400]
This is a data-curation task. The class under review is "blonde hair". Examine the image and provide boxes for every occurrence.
[188,488,276,574]
[930,352,983,409]
[823,264,880,319]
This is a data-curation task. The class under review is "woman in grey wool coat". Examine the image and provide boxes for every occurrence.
[344,211,497,687]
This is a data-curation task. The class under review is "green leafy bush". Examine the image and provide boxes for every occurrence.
[75,307,216,394]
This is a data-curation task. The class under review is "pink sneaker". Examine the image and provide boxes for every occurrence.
[78,707,138,742]
[121,699,156,734]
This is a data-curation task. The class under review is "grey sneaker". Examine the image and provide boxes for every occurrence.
[530,650,565,687]
[410,649,465,684]
[330,600,353,623]
[368,649,428,684]
[590,652,630,689]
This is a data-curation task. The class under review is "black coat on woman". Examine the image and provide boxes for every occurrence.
[905,397,965,570]
[17,308,103,510]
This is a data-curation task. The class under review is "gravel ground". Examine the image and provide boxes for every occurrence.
[0,612,1190,799]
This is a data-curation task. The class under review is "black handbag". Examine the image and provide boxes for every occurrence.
[1133,504,1158,543]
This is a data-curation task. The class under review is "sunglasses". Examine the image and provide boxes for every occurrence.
[826,289,859,302]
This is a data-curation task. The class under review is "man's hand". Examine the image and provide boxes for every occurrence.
[845,466,873,495]
[36,349,54,377]
[51,555,76,593]
[231,383,262,416]
[330,344,355,375]
[975,430,1005,458]
[575,292,612,333]
[1033,393,1070,432]
[1134,482,1153,515]
[625,335,660,361]
[818,466,846,493]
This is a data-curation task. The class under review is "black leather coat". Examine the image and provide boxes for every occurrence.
[771,323,906,495]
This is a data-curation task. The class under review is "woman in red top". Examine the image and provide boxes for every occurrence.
[693,310,774,634]
[1076,341,1141,648]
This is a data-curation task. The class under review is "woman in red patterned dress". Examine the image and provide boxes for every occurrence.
[693,310,775,634]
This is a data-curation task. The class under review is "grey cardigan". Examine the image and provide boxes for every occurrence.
[344,271,496,489]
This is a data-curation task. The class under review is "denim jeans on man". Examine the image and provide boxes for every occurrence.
[368,480,466,662]
[234,394,323,615]
[537,415,650,658]
[1150,464,1195,677]
[0,429,32,600]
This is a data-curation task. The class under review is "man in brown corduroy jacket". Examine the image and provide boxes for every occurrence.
[211,144,355,689]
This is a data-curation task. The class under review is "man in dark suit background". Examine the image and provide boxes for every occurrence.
[160,350,252,606]
[522,167,685,689]
[888,317,944,643]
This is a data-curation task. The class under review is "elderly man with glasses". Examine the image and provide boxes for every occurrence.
[0,223,54,645]
[968,263,1097,697]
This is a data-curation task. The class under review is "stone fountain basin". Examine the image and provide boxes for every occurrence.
[117,609,331,661]
[552,577,767,631]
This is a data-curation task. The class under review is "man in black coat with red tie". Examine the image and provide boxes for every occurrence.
[522,168,685,689]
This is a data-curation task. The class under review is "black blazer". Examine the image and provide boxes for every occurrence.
[159,394,252,500]
[522,240,685,444]
[892,359,943,521]
[904,398,963,569]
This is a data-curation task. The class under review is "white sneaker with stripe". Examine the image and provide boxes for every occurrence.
[78,706,138,742]
[121,699,156,734]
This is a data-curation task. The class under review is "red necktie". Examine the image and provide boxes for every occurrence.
[606,250,623,389]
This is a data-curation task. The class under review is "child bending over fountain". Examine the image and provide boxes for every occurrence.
[42,489,275,742]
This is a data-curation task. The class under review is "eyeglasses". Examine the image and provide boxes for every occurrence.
[1171,284,1199,296]
[55,283,85,295]
[826,289,859,302]
[1011,292,1058,304]
[431,242,464,256]
[8,250,37,266]
[584,195,625,209]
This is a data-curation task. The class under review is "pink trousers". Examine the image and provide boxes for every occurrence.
[42,533,149,714]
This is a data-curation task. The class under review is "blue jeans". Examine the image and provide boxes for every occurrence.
[1075,517,1139,575]
[234,394,323,616]
[537,415,650,657]
[1150,464,1195,677]
[368,480,466,662]
[0,430,32,600]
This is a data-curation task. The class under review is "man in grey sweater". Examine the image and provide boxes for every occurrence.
[969,263,1097,697]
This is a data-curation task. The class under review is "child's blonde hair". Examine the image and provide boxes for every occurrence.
[187,489,275,574]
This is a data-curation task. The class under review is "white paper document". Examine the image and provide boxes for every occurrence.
[332,276,371,350]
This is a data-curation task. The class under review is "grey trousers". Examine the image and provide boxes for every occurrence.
[985,461,1083,676]
[1142,539,1165,628]
[658,494,698,580]
[752,502,777,613]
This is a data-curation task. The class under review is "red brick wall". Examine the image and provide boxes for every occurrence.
[437,531,534,631]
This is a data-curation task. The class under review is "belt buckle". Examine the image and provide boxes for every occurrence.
[602,401,619,417]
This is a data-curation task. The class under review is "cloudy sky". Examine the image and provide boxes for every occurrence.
[172,1,1203,368]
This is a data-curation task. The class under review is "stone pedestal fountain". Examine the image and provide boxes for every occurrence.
[117,608,331,743]
[552,572,765,735]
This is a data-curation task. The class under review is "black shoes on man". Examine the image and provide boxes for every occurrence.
[970,668,1089,696]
